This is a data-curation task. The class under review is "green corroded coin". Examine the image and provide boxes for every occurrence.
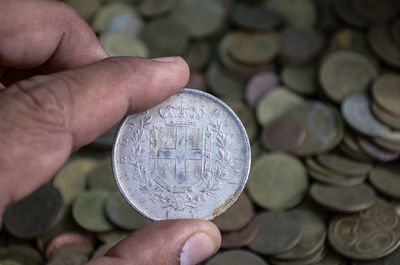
[140,18,188,57]
[206,250,267,265]
[249,211,302,255]
[100,32,148,57]
[310,183,377,213]
[72,190,114,233]
[281,64,317,95]
[372,73,400,117]
[320,50,378,103]
[227,31,280,66]
[369,23,400,69]
[265,0,316,28]
[274,210,327,260]
[222,98,257,142]
[256,89,304,127]
[87,157,118,192]
[53,156,98,206]
[316,154,372,176]
[342,93,391,136]
[213,193,254,232]
[105,191,149,231]
[369,164,400,200]
[171,0,225,38]
[206,62,244,99]
[247,153,308,210]
[0,246,44,265]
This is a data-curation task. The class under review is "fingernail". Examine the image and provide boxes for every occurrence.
[180,233,218,265]
[151,56,177,63]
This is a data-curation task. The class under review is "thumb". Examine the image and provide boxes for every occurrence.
[86,220,221,265]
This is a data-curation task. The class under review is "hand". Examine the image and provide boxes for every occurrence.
[0,1,221,264]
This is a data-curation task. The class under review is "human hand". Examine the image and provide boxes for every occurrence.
[0,0,221,264]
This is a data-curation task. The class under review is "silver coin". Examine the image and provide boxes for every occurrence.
[112,88,251,220]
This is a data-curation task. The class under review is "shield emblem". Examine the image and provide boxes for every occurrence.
[155,126,204,186]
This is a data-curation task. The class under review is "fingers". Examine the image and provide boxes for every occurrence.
[0,56,189,206]
[0,0,107,72]
[86,220,221,265]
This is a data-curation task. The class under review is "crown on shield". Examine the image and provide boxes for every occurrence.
[159,104,204,126]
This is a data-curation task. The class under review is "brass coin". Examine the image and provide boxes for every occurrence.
[329,201,400,260]
[72,190,114,233]
[371,103,400,130]
[105,191,149,231]
[213,193,254,232]
[206,250,268,265]
[247,153,308,210]
[369,164,400,200]
[369,23,400,69]
[357,136,400,162]
[261,114,306,153]
[320,51,378,103]
[249,211,303,255]
[221,217,260,249]
[310,183,377,213]
[342,93,391,137]
[4,184,64,239]
[274,210,327,260]
[316,154,372,176]
[256,89,304,127]
[53,156,98,206]
[372,73,400,117]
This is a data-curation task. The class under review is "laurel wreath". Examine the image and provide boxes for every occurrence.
[118,112,230,212]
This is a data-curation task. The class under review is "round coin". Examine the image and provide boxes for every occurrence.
[329,201,400,260]
[282,64,317,96]
[372,73,400,117]
[72,190,114,232]
[317,154,372,176]
[260,114,306,153]
[138,0,177,17]
[183,41,211,71]
[231,4,282,30]
[371,103,400,130]
[357,136,400,162]
[87,157,118,192]
[247,153,308,210]
[368,23,400,69]
[320,51,378,102]
[0,246,44,265]
[266,0,316,28]
[245,70,279,107]
[99,32,148,57]
[206,250,267,265]
[213,193,254,232]
[249,211,302,255]
[310,183,377,213]
[4,184,64,239]
[330,28,371,56]
[105,191,149,230]
[342,93,391,136]
[112,89,251,220]
[206,62,244,99]
[369,164,400,200]
[221,217,260,249]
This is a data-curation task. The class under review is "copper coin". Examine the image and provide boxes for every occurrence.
[221,217,260,249]
[261,115,306,153]
[245,70,279,107]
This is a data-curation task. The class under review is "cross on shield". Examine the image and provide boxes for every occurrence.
[156,126,204,185]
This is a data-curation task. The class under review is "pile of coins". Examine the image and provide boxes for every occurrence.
[1,0,400,264]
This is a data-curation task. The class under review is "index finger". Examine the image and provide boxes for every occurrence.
[0,0,107,72]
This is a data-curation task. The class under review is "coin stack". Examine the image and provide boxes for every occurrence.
[1,0,400,264]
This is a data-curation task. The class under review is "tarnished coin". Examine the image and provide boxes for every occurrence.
[221,217,260,249]
[249,211,302,255]
[330,28,371,56]
[261,114,306,153]
[352,248,400,264]
[247,153,308,210]
[266,0,316,28]
[353,0,397,22]
[87,157,118,192]
[72,190,114,232]
[206,250,268,265]
[4,184,64,239]
[92,243,115,258]
[46,233,93,259]
[316,154,372,176]
[342,93,391,136]
[314,250,346,265]
[105,191,149,230]
[357,136,400,162]
[0,246,44,265]
[320,51,378,102]
[213,193,254,232]
[245,70,279,107]
[97,230,128,244]
[282,64,317,96]
[310,183,377,213]
[183,41,210,71]
[138,0,177,17]
[112,89,251,220]
[329,201,400,260]
[372,74,400,117]
[373,132,400,152]
[256,89,304,127]
[231,4,282,31]
[269,243,327,265]
[47,244,91,265]
[371,103,400,130]
[368,23,400,69]
[99,32,148,57]
[206,62,244,99]
[369,164,400,200]
[333,0,366,28]
[274,210,327,260]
